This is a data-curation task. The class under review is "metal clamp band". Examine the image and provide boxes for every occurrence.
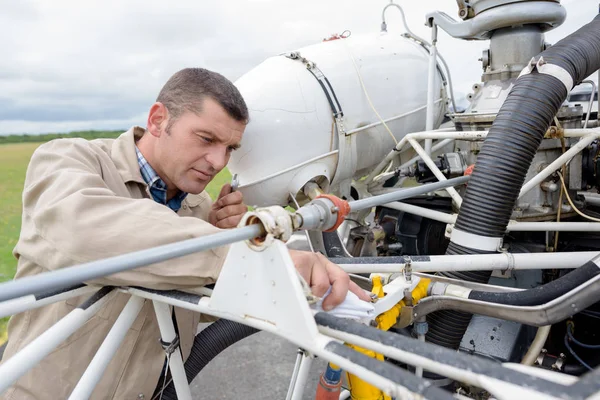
[518,56,574,92]
[450,228,503,252]
[285,51,346,134]
[159,335,180,355]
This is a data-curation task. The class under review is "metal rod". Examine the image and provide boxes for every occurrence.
[384,201,456,224]
[370,138,455,185]
[153,301,192,400]
[336,251,598,273]
[290,352,313,400]
[69,295,145,399]
[0,285,96,319]
[383,202,600,232]
[285,350,304,400]
[425,23,439,156]
[0,288,115,393]
[580,80,597,129]
[364,130,487,185]
[0,224,263,303]
[349,175,469,213]
[408,138,463,206]
[519,132,600,198]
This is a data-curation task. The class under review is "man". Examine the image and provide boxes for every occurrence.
[1,68,369,399]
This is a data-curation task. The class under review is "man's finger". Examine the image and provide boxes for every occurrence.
[217,183,232,201]
[215,191,244,208]
[321,257,350,311]
[215,214,245,229]
[310,256,331,299]
[215,204,248,223]
[349,280,372,302]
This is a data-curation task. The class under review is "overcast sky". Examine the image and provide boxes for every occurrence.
[0,0,595,135]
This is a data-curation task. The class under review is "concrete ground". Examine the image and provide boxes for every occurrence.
[190,329,328,399]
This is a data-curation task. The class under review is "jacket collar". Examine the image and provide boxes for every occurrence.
[111,126,147,185]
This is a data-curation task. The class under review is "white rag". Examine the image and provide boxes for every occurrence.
[311,287,375,323]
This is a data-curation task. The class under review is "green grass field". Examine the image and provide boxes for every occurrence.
[0,141,231,345]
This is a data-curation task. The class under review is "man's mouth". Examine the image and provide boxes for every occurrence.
[192,168,212,180]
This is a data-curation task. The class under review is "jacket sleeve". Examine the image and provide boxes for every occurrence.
[16,138,229,290]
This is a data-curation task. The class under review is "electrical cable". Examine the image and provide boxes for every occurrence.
[343,40,399,146]
[567,322,600,349]
[564,334,594,371]
[557,172,600,222]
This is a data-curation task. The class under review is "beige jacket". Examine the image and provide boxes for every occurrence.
[1,127,228,400]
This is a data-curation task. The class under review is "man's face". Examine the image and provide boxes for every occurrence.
[155,98,246,195]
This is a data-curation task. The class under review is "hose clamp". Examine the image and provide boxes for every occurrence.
[518,56,573,92]
[450,228,503,252]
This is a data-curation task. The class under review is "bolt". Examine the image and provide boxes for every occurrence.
[331,206,339,213]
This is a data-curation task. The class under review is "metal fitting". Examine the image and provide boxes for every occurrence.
[239,206,295,250]
[413,320,429,336]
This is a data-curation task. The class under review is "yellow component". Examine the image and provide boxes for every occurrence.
[345,277,432,399]
[371,275,385,298]
[345,344,391,400]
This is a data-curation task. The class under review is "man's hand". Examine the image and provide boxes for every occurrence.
[208,183,248,229]
[289,249,371,310]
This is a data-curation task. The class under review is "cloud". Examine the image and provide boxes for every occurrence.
[0,0,597,134]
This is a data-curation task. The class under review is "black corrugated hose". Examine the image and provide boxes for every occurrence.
[155,319,258,400]
[427,14,600,349]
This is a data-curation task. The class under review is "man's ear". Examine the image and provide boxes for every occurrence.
[147,102,169,138]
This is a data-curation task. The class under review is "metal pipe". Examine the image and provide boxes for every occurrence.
[383,202,456,224]
[285,350,304,400]
[364,130,487,185]
[580,80,597,129]
[69,295,145,399]
[521,325,551,366]
[290,352,313,400]
[345,101,441,136]
[519,131,600,198]
[336,251,598,274]
[0,224,263,303]
[0,288,115,393]
[348,175,469,213]
[153,301,192,400]
[425,23,439,157]
[412,274,600,326]
[370,138,454,185]
[0,285,96,319]
[408,138,463,206]
[508,221,600,232]
[382,202,600,232]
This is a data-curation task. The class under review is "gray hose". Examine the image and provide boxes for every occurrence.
[427,14,600,350]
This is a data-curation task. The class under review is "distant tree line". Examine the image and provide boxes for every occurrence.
[0,130,124,145]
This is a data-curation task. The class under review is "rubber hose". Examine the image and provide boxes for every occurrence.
[427,14,600,350]
[469,261,600,306]
[156,319,258,400]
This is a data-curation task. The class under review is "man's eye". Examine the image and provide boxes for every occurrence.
[201,136,213,144]
[227,146,237,152]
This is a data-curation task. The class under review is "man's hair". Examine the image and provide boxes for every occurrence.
[156,68,249,128]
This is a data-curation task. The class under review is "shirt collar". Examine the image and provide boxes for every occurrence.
[135,146,188,211]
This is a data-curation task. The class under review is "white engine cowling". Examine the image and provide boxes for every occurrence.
[230,32,445,207]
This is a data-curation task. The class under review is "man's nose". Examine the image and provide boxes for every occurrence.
[206,147,228,171]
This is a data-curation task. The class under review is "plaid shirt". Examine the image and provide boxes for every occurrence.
[135,146,188,211]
